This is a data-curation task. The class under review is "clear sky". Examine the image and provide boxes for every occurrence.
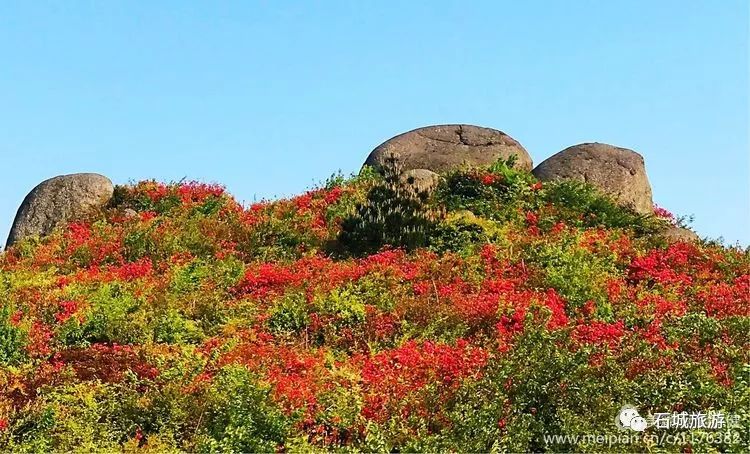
[1,1,748,246]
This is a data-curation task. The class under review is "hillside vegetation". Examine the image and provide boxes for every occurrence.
[0,161,748,452]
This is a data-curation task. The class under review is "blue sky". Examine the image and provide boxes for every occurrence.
[1,1,748,246]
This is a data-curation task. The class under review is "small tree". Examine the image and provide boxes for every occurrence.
[338,156,439,256]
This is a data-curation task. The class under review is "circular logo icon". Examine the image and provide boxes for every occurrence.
[616,405,647,432]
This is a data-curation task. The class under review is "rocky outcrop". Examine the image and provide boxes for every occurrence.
[6,173,114,247]
[660,226,700,243]
[364,125,533,174]
[532,143,653,214]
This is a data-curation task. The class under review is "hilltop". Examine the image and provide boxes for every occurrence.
[0,126,748,452]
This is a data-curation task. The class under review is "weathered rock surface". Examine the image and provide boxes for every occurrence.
[532,143,653,214]
[399,169,441,196]
[660,226,700,243]
[6,173,114,247]
[364,125,533,174]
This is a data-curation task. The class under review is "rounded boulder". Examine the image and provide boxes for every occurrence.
[399,169,441,197]
[364,124,533,174]
[6,173,114,247]
[660,226,700,244]
[532,143,653,214]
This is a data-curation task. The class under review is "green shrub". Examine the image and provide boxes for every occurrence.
[541,180,662,234]
[0,304,26,366]
[525,236,619,312]
[196,366,291,453]
[268,293,309,335]
[80,284,148,344]
[5,383,124,451]
[438,157,536,222]
[317,287,367,327]
[153,309,203,344]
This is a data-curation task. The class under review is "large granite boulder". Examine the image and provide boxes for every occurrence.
[364,125,533,174]
[6,173,114,247]
[532,143,653,214]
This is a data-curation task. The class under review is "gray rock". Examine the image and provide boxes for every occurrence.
[6,173,114,247]
[660,226,699,244]
[364,125,533,174]
[532,143,653,214]
[399,169,441,197]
